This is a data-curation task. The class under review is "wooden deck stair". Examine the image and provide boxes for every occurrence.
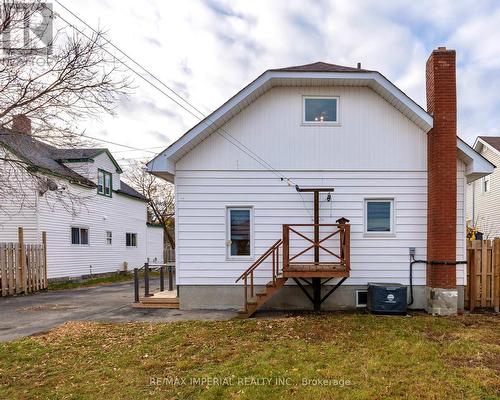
[133,290,179,309]
[238,275,288,318]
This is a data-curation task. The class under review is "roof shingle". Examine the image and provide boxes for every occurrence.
[479,136,500,152]
[269,61,373,73]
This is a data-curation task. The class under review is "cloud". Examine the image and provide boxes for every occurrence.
[66,0,500,156]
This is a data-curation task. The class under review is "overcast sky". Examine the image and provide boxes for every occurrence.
[59,0,500,169]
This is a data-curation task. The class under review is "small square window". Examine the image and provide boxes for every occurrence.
[356,290,368,307]
[365,199,394,235]
[71,227,89,245]
[303,97,338,123]
[126,233,137,247]
[106,231,112,245]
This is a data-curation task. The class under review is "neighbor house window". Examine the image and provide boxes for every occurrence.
[303,96,339,123]
[227,207,253,258]
[126,233,137,247]
[106,231,112,245]
[365,199,394,234]
[71,227,89,245]
[97,169,112,197]
[483,175,491,193]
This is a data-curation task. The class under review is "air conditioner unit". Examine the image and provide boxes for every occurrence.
[367,283,407,315]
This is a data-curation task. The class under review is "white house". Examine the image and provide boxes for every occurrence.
[148,47,494,315]
[0,116,163,279]
[466,136,500,238]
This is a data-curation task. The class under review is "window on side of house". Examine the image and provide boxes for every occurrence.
[97,170,112,197]
[227,207,252,258]
[106,231,112,245]
[303,96,339,123]
[126,232,137,247]
[71,227,89,245]
[365,199,394,235]
[483,175,491,193]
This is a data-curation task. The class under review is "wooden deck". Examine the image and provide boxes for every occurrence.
[133,290,179,309]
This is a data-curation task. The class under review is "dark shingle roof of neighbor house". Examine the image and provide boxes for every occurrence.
[269,61,373,73]
[479,136,500,152]
[116,181,148,201]
[0,127,96,187]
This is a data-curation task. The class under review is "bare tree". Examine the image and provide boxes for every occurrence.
[124,160,175,250]
[0,1,130,214]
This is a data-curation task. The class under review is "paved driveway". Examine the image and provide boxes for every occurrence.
[0,279,236,342]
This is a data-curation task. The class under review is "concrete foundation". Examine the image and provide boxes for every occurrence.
[425,287,460,315]
[178,284,465,311]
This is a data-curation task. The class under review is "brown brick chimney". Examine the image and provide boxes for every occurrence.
[425,47,458,314]
[12,114,32,134]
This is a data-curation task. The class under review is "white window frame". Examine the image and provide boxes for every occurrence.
[71,226,90,246]
[356,290,368,307]
[483,175,491,193]
[105,230,112,245]
[302,95,340,125]
[364,198,395,237]
[126,232,138,248]
[226,206,254,261]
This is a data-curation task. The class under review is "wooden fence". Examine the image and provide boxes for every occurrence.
[466,239,500,312]
[0,228,47,296]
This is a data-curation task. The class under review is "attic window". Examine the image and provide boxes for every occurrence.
[303,96,339,124]
[97,169,112,197]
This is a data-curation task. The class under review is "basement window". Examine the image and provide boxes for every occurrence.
[364,199,394,235]
[227,207,253,258]
[356,290,368,307]
[303,96,339,124]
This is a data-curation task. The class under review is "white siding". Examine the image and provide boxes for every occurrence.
[174,85,467,287]
[177,86,427,171]
[466,145,500,238]
[176,164,466,286]
[38,185,150,278]
[146,226,164,264]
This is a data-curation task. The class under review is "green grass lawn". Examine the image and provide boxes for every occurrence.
[0,313,498,399]
[47,273,134,291]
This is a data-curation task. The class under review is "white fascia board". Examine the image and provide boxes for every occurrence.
[147,70,434,176]
[458,138,495,183]
[474,137,500,157]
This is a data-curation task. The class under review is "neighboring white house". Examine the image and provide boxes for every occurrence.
[466,136,500,238]
[0,117,163,279]
[148,47,493,315]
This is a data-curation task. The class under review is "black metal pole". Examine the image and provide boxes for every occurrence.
[168,265,173,291]
[160,266,165,292]
[144,262,150,297]
[133,268,139,303]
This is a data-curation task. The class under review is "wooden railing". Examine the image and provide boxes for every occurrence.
[283,223,350,273]
[235,239,282,312]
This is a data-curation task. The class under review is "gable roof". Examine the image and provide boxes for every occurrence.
[270,61,373,73]
[476,136,500,154]
[147,61,434,181]
[0,128,96,187]
[53,148,123,173]
[457,138,495,183]
[116,181,148,201]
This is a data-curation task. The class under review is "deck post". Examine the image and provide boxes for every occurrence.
[313,191,321,311]
[133,268,139,303]
[168,265,173,291]
[144,262,150,297]
[160,266,165,292]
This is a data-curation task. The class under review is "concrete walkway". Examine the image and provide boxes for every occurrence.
[0,279,237,342]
